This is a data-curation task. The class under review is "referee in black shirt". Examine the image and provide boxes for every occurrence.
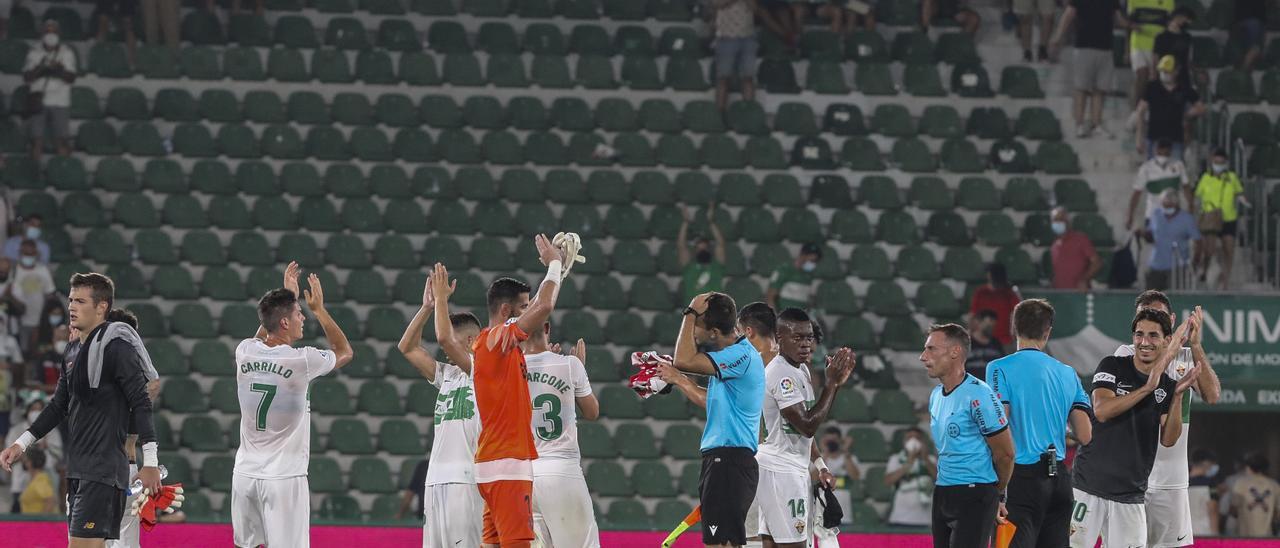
[1,273,160,545]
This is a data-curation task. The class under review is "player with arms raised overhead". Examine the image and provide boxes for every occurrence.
[397,265,485,548]
[522,324,600,547]
[755,308,855,548]
[451,234,565,548]
[231,262,354,548]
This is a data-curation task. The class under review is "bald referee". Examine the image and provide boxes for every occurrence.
[985,299,1093,548]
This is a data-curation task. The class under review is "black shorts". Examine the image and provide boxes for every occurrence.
[67,479,125,540]
[96,0,139,17]
[699,447,758,546]
[1005,463,1073,548]
[932,483,999,548]
[1221,220,1238,237]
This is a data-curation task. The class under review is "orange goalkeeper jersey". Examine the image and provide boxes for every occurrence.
[472,320,538,463]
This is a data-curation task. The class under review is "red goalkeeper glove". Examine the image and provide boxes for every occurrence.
[132,483,185,532]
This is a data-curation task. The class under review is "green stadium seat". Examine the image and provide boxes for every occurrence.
[88,42,132,78]
[941,138,985,173]
[443,53,485,86]
[849,426,890,461]
[523,23,566,55]
[599,385,643,419]
[632,461,676,498]
[1015,107,1063,140]
[876,211,920,246]
[892,138,937,172]
[106,88,148,120]
[937,32,980,64]
[217,303,259,337]
[398,52,441,85]
[907,177,954,210]
[846,29,889,61]
[406,381,439,416]
[870,105,914,137]
[353,50,396,84]
[1005,177,1049,211]
[892,31,934,62]
[855,62,896,95]
[1035,142,1082,174]
[831,316,876,350]
[1231,111,1272,146]
[311,379,355,415]
[807,61,851,94]
[975,213,1020,247]
[61,193,105,227]
[1074,213,1116,247]
[128,304,167,339]
[920,105,964,139]
[274,15,318,48]
[163,378,207,413]
[1000,66,1045,98]
[173,123,217,158]
[996,247,1039,285]
[917,281,962,318]
[758,58,800,93]
[199,455,234,493]
[639,99,681,133]
[616,423,660,459]
[1215,68,1257,103]
[365,307,408,342]
[325,18,370,50]
[896,246,941,281]
[951,62,994,97]
[104,265,147,299]
[904,64,946,96]
[68,88,101,121]
[587,462,633,497]
[209,378,240,412]
[922,211,969,247]
[227,14,270,46]
[1055,178,1098,212]
[151,265,197,299]
[378,419,425,455]
[831,388,872,422]
[350,458,396,494]
[121,122,166,156]
[577,422,616,459]
[309,458,345,494]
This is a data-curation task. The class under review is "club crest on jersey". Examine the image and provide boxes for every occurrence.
[1154,388,1168,404]
[794,519,806,534]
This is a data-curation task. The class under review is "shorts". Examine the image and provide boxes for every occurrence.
[1072,48,1113,92]
[755,468,811,543]
[532,461,600,548]
[1234,18,1265,49]
[1146,488,1194,547]
[479,479,535,547]
[231,473,311,548]
[27,106,70,140]
[744,498,761,539]
[1005,463,1074,548]
[1069,488,1147,548]
[714,36,758,80]
[97,0,139,16]
[106,464,142,548]
[423,483,484,548]
[1131,48,1156,71]
[700,447,759,546]
[1221,220,1238,237]
[932,483,999,548]
[1012,0,1051,17]
[67,479,126,540]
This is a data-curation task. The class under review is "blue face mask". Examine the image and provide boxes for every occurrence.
[47,315,63,326]
[801,261,817,273]
[1051,221,1067,235]
[1164,206,1179,216]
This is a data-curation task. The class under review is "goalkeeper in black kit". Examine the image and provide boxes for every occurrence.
[0,273,161,545]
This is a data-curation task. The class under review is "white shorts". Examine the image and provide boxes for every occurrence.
[424,482,484,548]
[1131,49,1156,71]
[744,498,760,540]
[232,474,310,548]
[755,468,811,544]
[1147,488,1194,547]
[532,460,600,548]
[1069,488,1147,548]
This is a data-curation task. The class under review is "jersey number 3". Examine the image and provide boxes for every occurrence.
[533,394,563,441]
[250,383,277,431]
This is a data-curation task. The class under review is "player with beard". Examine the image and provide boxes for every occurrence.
[1069,309,1201,548]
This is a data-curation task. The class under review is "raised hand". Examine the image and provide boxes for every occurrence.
[826,347,857,386]
[687,292,713,315]
[570,338,587,365]
[429,263,456,304]
[422,276,435,310]
[534,233,565,266]
[283,261,300,296]
[679,203,691,223]
[302,273,324,313]
[1189,306,1205,348]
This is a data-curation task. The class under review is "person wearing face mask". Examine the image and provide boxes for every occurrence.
[884,427,938,528]
[677,203,728,303]
[1049,207,1101,291]
[1153,7,1197,91]
[1133,55,1205,159]
[964,310,1005,380]
[10,240,55,358]
[1129,139,1194,233]
[3,215,51,265]
[0,257,27,340]
[3,398,63,513]
[1193,148,1250,290]
[28,324,68,393]
[1147,189,1201,291]
[32,297,68,360]
[1188,449,1222,537]
[21,20,77,164]
[766,243,822,312]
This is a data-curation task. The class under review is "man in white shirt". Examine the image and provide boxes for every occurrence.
[522,324,600,548]
[1128,139,1193,232]
[397,272,485,548]
[22,19,77,163]
[232,262,354,548]
[884,428,938,527]
[11,240,54,355]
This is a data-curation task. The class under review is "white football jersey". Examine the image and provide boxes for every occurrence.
[233,338,336,479]
[756,355,815,475]
[426,362,481,485]
[524,351,592,469]
[1115,344,1194,489]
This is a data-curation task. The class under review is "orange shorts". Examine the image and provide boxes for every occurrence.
[478,479,534,547]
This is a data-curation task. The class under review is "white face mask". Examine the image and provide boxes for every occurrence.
[904,437,923,454]
[25,226,40,240]
[1155,154,1170,166]
[1206,464,1220,477]
[1212,163,1228,174]
[1051,221,1067,235]
[1160,72,1176,84]
[19,256,35,268]
[42,33,59,49]
[801,261,817,273]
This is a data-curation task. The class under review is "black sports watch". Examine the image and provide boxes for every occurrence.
[682,307,703,318]
[998,491,1008,504]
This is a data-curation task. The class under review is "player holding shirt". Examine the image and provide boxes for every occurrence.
[451,234,565,548]
[754,308,854,547]
[397,269,485,548]
[232,263,354,548]
[921,324,1015,548]
[522,325,600,547]
[1111,290,1219,548]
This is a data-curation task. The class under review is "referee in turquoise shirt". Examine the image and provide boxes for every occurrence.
[922,323,1015,548]
[986,299,1095,548]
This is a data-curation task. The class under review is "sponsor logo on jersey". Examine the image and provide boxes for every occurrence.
[1094,372,1117,384]
[779,378,795,394]
[84,522,95,529]
[971,399,980,408]
[708,525,719,536]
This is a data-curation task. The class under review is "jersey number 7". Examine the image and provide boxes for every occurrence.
[250,383,277,431]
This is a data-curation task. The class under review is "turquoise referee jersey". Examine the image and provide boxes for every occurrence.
[986,349,1092,465]
[930,374,1009,486]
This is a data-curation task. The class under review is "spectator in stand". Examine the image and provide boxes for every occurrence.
[1153,7,1197,90]
[1134,56,1206,160]
[10,241,54,357]
[884,427,936,528]
[711,0,763,112]
[1129,139,1192,232]
[4,398,61,513]
[677,204,727,302]
[964,310,1005,380]
[766,242,821,311]
[1147,189,1201,291]
[0,353,9,440]
[22,21,77,164]
[845,0,877,31]
[1127,0,1171,107]
[394,459,430,521]
[1232,0,1266,72]
[0,258,23,348]
[3,216,49,265]
[818,426,863,482]
[141,0,180,51]
[1014,0,1055,62]
[18,447,55,515]
[1050,207,1102,291]
[1188,448,1222,537]
[969,263,1020,349]
[1194,148,1250,290]
[1049,0,1128,138]
[921,0,980,34]
[25,325,64,393]
[95,0,138,67]
[29,297,65,358]
[1229,452,1279,537]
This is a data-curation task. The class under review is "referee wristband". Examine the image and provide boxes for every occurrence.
[543,260,563,287]
[14,431,35,452]
[141,442,159,468]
